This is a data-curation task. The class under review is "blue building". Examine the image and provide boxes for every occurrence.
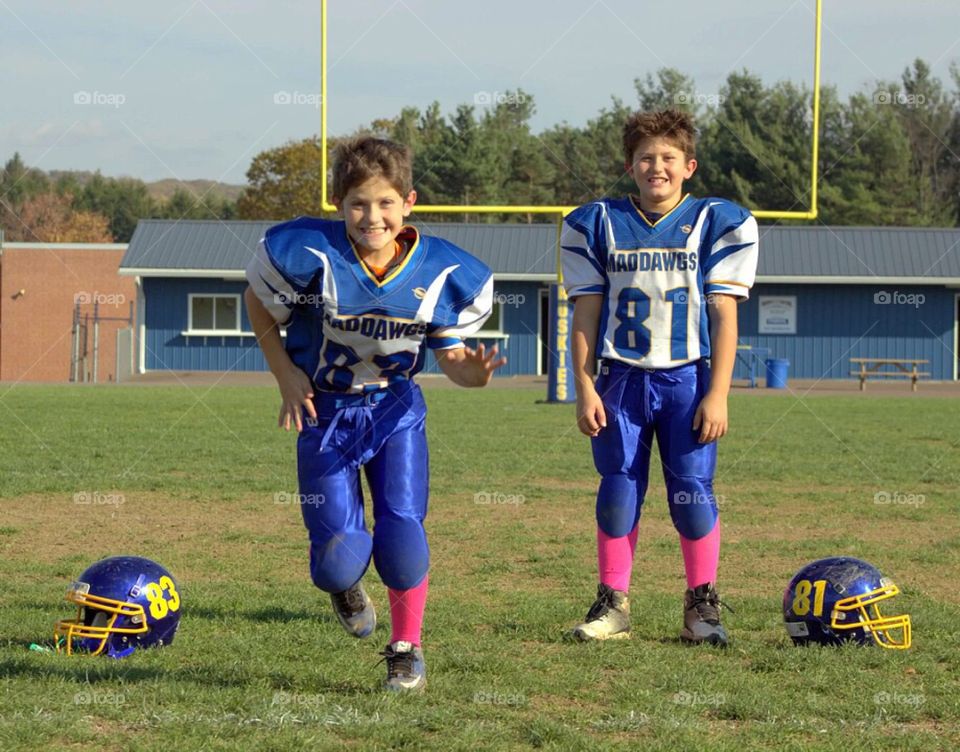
[119,221,960,381]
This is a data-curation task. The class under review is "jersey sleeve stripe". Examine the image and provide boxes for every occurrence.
[245,239,296,324]
[567,284,605,297]
[560,243,605,273]
[429,275,494,342]
[702,241,755,273]
[426,335,465,350]
[705,281,751,299]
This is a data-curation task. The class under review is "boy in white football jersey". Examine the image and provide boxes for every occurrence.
[561,109,758,646]
[245,136,505,690]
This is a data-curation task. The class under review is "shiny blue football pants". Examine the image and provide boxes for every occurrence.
[591,359,719,540]
[297,380,429,592]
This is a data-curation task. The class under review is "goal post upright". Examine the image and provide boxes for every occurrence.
[319,0,823,399]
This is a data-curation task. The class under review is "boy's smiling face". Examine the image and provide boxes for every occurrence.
[335,176,417,256]
[627,136,697,214]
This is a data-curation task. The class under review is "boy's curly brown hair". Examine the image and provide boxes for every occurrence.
[332,136,414,200]
[622,109,696,163]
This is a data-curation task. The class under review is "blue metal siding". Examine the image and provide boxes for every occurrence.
[735,284,955,380]
[145,278,955,380]
[145,278,544,377]
[423,281,543,377]
[144,278,266,371]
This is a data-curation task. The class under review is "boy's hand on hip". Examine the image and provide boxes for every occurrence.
[276,364,317,432]
[576,386,607,437]
[693,390,728,443]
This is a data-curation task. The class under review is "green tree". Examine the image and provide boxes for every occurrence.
[0,152,49,209]
[236,137,326,220]
[635,68,703,118]
[162,188,236,221]
[697,72,812,212]
[817,90,919,225]
[75,173,156,242]
[894,59,955,224]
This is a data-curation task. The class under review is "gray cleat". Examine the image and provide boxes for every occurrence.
[380,641,426,692]
[570,583,631,641]
[680,583,730,647]
[330,582,376,639]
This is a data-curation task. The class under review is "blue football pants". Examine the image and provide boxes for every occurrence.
[297,380,429,593]
[591,359,719,540]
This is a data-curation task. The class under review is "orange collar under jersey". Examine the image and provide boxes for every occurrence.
[363,227,417,279]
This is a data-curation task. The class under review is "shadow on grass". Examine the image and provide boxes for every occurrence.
[185,604,320,624]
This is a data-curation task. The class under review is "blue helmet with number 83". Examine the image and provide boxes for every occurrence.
[783,557,910,649]
[55,556,182,658]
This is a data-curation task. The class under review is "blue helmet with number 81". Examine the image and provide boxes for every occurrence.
[783,557,910,649]
[55,556,182,658]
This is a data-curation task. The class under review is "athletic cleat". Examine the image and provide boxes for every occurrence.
[570,583,631,641]
[380,641,426,692]
[330,582,376,639]
[680,582,730,647]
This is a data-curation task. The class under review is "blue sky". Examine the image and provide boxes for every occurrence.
[1,0,957,184]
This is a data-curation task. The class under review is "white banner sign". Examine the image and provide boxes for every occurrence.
[759,296,797,334]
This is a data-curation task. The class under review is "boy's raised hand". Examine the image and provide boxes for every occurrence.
[437,343,507,387]
[276,363,317,432]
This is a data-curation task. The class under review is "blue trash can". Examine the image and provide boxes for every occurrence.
[765,358,789,389]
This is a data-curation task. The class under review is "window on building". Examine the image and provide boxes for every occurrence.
[189,294,240,332]
[480,302,503,333]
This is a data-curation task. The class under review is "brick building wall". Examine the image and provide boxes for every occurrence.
[0,243,135,382]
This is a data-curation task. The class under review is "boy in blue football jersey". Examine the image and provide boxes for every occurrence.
[562,109,758,646]
[244,136,505,690]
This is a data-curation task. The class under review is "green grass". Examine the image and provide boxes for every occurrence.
[1,383,958,751]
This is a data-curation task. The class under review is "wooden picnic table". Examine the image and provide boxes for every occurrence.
[850,358,930,392]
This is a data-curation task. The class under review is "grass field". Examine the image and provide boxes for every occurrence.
[1,382,958,751]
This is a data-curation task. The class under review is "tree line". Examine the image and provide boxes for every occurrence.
[0,158,236,243]
[2,59,958,242]
[240,60,960,227]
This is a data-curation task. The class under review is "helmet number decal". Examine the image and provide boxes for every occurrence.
[143,576,181,620]
[791,579,827,617]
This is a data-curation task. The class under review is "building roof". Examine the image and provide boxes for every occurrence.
[119,219,558,280]
[119,219,960,284]
[755,225,960,283]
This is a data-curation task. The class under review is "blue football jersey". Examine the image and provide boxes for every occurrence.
[245,217,493,392]
[561,195,758,369]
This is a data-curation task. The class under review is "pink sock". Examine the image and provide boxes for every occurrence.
[679,520,720,589]
[388,574,429,646]
[597,525,639,592]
